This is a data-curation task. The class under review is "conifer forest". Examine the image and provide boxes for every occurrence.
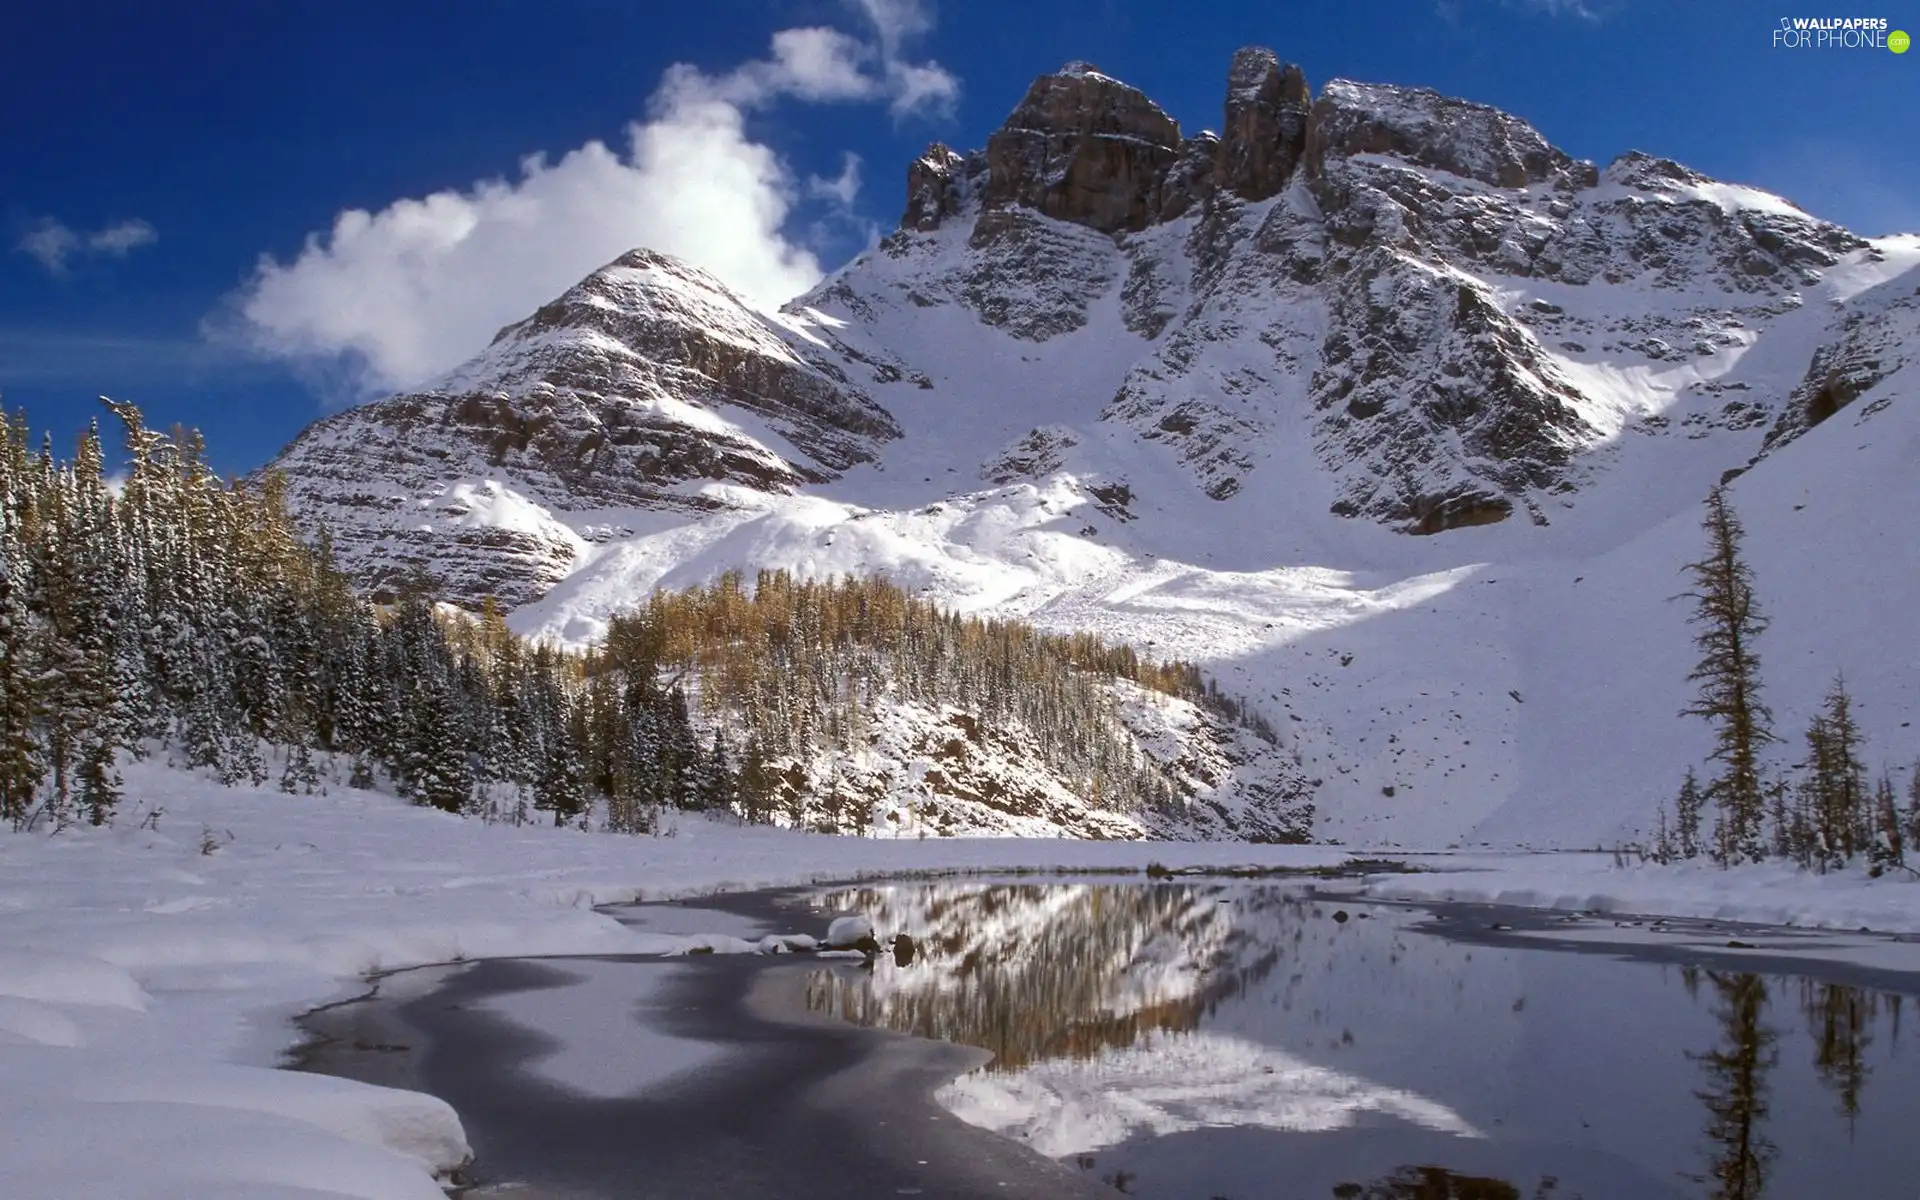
[0,401,1263,836]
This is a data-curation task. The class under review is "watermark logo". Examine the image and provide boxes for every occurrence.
[1772,16,1906,50]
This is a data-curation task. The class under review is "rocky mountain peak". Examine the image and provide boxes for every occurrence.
[1305,80,1597,192]
[981,62,1185,233]
[1216,46,1312,202]
[902,143,968,232]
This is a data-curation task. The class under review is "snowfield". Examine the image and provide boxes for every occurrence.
[4,761,1919,1198]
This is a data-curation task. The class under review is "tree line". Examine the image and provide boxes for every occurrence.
[0,401,1260,836]
[591,571,1273,828]
[1661,487,1918,871]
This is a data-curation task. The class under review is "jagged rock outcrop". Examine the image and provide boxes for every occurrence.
[982,63,1185,234]
[1312,253,1594,531]
[1215,47,1311,202]
[902,143,981,233]
[1304,80,1597,192]
[1753,270,1917,463]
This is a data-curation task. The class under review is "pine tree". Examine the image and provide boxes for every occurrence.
[74,729,119,826]
[696,727,734,812]
[1869,773,1903,870]
[737,736,774,824]
[1798,677,1867,871]
[1768,779,1794,863]
[1906,761,1920,855]
[1675,767,1705,861]
[0,466,44,826]
[1678,488,1775,866]
[1653,803,1676,865]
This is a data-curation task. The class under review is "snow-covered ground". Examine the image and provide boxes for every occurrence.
[3,761,1918,1198]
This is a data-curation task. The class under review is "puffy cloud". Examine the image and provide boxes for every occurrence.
[16,217,157,275]
[226,11,956,397]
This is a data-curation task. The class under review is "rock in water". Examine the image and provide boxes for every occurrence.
[826,915,876,950]
[891,932,918,968]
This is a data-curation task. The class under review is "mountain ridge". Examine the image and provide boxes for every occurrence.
[264,46,1920,848]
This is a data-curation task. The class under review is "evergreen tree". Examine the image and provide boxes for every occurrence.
[1869,773,1903,870]
[1678,488,1775,866]
[1675,767,1705,861]
[1798,677,1866,871]
[695,727,734,812]
[737,736,775,824]
[0,473,43,826]
[1906,761,1920,856]
[1653,802,1676,865]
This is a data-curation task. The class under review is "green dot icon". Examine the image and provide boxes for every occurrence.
[1893,30,1912,53]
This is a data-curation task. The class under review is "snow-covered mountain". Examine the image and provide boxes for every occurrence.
[267,47,1920,849]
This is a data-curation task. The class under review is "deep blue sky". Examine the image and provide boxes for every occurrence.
[2,0,1914,474]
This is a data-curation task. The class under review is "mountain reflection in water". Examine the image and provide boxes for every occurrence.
[805,881,1274,1070]
[799,881,1920,1200]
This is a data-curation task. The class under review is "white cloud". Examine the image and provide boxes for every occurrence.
[89,219,158,256]
[15,217,157,275]
[851,0,935,58]
[226,10,957,397]
[808,153,865,207]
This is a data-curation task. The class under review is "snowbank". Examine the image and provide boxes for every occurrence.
[2,760,1916,1197]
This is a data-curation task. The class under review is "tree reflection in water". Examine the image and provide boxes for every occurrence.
[1330,1165,1544,1199]
[1689,972,1778,1200]
[1798,979,1872,1123]
[803,881,1285,1071]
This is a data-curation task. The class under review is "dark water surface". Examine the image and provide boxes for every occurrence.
[295,880,1920,1200]
[799,881,1920,1200]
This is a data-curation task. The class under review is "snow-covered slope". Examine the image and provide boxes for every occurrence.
[267,49,1920,849]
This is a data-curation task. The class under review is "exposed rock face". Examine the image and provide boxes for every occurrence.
[267,249,898,605]
[983,63,1185,234]
[1312,253,1593,531]
[1216,47,1311,202]
[1754,271,1917,462]
[1158,132,1220,222]
[902,143,980,233]
[1304,80,1595,192]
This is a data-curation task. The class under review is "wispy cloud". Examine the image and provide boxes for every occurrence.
[221,4,957,399]
[15,217,158,276]
[1438,0,1613,23]
[1515,0,1603,16]
[807,153,865,207]
[0,328,266,387]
